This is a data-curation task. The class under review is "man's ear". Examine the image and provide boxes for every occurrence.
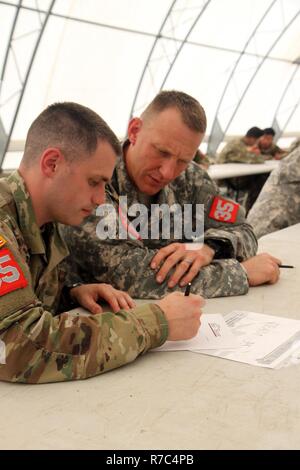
[127,117,142,145]
[40,148,64,177]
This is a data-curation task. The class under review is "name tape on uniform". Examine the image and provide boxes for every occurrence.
[0,247,28,296]
[209,196,239,223]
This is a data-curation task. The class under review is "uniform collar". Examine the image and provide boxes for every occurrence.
[7,170,68,261]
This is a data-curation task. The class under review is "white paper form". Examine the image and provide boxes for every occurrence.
[196,311,300,369]
[154,314,240,352]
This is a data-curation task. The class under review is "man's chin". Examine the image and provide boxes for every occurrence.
[63,215,87,226]
[139,180,163,195]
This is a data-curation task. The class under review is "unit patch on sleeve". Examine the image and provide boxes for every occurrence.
[0,247,28,296]
[0,235,7,248]
[208,196,239,223]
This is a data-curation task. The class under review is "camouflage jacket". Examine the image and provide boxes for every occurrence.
[0,172,167,353]
[62,154,258,299]
[247,147,300,238]
[289,138,300,154]
[218,138,265,164]
[0,171,69,331]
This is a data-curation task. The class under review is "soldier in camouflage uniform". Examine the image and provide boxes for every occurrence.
[0,102,203,384]
[288,137,300,154]
[257,128,286,160]
[217,127,265,164]
[62,92,281,299]
[217,127,270,212]
[247,146,300,238]
[193,148,210,169]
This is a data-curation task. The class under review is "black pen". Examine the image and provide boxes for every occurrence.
[185,282,192,296]
[279,264,294,268]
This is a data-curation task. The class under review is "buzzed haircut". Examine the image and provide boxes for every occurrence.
[246,127,264,138]
[141,90,207,134]
[263,127,275,137]
[22,102,121,166]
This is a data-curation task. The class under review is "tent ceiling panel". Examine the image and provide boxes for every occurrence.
[22,0,53,8]
[226,60,295,134]
[1,0,300,164]
[11,17,154,139]
[189,0,275,54]
[52,0,173,36]
[245,0,300,57]
[269,16,300,60]
[286,105,300,133]
[158,0,210,41]
[0,5,15,77]
[12,7,44,36]
[274,67,300,133]
[162,44,238,134]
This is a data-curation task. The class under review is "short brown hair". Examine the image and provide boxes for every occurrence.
[22,102,121,165]
[141,90,207,133]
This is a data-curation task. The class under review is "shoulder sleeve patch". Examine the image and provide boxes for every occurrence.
[208,196,239,223]
[0,247,28,296]
[0,235,7,248]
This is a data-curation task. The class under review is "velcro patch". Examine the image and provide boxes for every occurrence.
[209,196,239,223]
[0,248,28,296]
[0,235,7,248]
[0,340,6,364]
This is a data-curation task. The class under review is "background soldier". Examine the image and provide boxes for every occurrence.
[217,127,264,164]
[248,146,300,238]
[257,128,286,160]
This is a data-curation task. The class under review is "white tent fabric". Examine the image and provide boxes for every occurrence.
[1,0,300,168]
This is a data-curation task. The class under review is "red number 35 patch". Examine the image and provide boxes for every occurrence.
[0,248,28,296]
[209,196,239,223]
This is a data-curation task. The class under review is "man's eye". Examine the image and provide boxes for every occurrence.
[89,180,100,187]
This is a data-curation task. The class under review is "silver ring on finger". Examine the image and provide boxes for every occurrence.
[182,259,193,265]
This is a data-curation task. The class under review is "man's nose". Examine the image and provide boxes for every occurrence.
[92,187,105,206]
[159,159,177,181]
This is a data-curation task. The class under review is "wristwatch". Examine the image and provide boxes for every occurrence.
[204,239,232,259]
[62,282,83,307]
[67,282,83,291]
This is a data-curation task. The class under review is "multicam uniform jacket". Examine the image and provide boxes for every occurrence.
[0,171,167,383]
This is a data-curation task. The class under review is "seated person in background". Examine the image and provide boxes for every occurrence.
[61,91,280,301]
[257,128,286,160]
[217,127,267,213]
[247,146,300,238]
[194,149,210,170]
[288,137,300,154]
[217,127,264,164]
[0,102,204,384]
[193,148,210,170]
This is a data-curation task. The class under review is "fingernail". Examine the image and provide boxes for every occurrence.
[151,263,156,269]
[157,276,162,283]
[168,281,175,288]
[180,282,186,287]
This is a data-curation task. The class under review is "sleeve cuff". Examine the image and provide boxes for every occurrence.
[134,303,169,349]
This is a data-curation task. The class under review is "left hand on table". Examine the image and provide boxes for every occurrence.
[150,242,215,288]
[70,283,135,314]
